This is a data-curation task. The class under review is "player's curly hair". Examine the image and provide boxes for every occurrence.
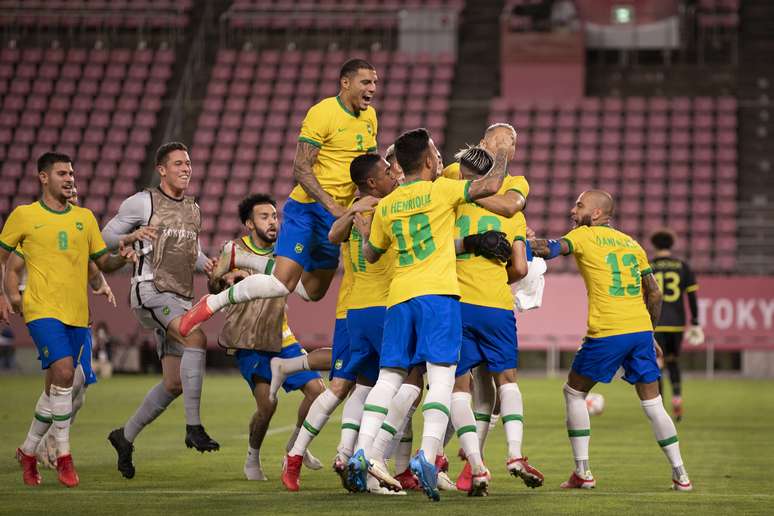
[651,228,676,250]
[238,193,276,224]
[455,146,494,175]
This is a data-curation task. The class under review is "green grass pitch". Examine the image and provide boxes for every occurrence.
[1,374,772,515]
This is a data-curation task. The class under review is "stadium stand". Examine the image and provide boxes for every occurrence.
[0,44,174,225]
[191,47,455,251]
[489,95,738,273]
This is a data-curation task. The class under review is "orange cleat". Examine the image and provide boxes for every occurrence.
[179,295,214,337]
[281,454,303,492]
[17,448,41,486]
[56,454,80,488]
[560,470,595,489]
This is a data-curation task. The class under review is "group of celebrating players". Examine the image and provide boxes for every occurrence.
[0,57,695,499]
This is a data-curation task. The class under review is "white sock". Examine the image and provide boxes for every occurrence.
[499,383,524,458]
[49,384,73,457]
[472,367,496,451]
[391,405,416,473]
[206,273,290,312]
[337,384,371,460]
[641,395,685,470]
[355,368,405,455]
[420,363,455,460]
[279,355,310,375]
[233,252,273,274]
[70,366,86,425]
[371,383,421,463]
[451,391,482,469]
[21,391,52,455]
[293,280,312,301]
[563,383,591,474]
[246,445,262,465]
[289,389,341,457]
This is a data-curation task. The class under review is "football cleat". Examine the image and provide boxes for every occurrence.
[469,466,491,497]
[347,449,370,493]
[243,461,267,481]
[281,454,303,491]
[17,448,42,486]
[367,475,407,495]
[437,470,456,491]
[268,357,288,404]
[36,432,58,469]
[56,454,79,488]
[507,456,544,488]
[368,459,403,492]
[333,455,357,492]
[456,461,472,492]
[672,397,684,422]
[178,295,214,337]
[303,448,322,470]
[184,424,220,452]
[672,474,693,491]
[435,454,449,472]
[108,428,135,479]
[560,470,596,489]
[394,469,421,491]
[410,450,440,502]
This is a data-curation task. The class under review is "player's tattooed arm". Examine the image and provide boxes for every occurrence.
[353,213,382,264]
[467,133,513,201]
[530,238,570,259]
[475,190,526,218]
[2,250,24,314]
[642,272,663,326]
[293,141,345,218]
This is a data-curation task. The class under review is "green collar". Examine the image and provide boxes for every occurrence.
[336,95,359,118]
[242,235,273,255]
[38,199,71,214]
[398,179,423,187]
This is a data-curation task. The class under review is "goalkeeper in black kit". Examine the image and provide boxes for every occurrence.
[650,229,702,422]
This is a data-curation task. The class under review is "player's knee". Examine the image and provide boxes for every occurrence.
[306,378,326,398]
[329,379,353,399]
[494,369,517,385]
[163,378,183,397]
[49,360,75,387]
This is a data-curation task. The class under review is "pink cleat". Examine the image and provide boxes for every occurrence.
[179,295,214,337]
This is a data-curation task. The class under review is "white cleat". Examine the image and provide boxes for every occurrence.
[368,459,403,492]
[303,449,323,470]
[35,432,58,469]
[437,470,456,491]
[268,357,288,404]
[367,475,406,495]
[672,474,693,491]
[244,462,267,481]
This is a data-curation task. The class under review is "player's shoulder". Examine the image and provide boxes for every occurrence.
[7,201,38,217]
[363,104,378,120]
[504,175,529,196]
[441,162,462,180]
[70,203,97,218]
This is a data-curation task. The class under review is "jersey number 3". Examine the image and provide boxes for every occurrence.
[391,214,435,266]
[654,271,681,303]
[605,252,640,296]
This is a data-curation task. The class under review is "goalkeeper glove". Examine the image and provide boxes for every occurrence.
[463,231,512,263]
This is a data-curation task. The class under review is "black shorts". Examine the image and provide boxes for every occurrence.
[655,331,683,358]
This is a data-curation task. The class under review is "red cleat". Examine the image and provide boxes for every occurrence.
[456,460,473,492]
[17,448,41,486]
[179,295,214,337]
[281,454,302,492]
[560,470,595,489]
[395,468,421,491]
[434,454,449,473]
[506,456,545,488]
[56,454,80,488]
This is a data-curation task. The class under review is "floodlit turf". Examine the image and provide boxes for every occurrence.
[1,374,772,515]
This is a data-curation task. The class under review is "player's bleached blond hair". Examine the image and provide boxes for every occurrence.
[455,145,494,175]
[385,144,396,162]
[485,122,517,139]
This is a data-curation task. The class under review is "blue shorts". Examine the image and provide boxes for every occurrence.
[457,303,517,377]
[27,318,92,373]
[275,198,340,271]
[380,295,462,370]
[572,331,661,385]
[236,343,321,393]
[345,306,386,383]
[81,330,97,386]
[330,318,355,381]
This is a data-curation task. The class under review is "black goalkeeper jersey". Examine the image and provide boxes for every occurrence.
[651,256,698,332]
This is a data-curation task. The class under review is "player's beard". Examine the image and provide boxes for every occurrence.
[255,228,277,244]
[578,214,593,227]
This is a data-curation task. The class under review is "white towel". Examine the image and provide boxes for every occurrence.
[512,257,547,312]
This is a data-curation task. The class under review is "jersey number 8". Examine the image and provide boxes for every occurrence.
[391,214,436,266]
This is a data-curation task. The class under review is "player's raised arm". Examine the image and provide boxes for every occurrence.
[474,190,526,218]
[466,135,512,201]
[293,141,345,218]
[641,271,663,327]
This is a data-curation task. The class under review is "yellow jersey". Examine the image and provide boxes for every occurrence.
[0,200,108,327]
[335,241,354,319]
[290,96,378,207]
[563,225,654,338]
[454,176,529,310]
[347,210,394,309]
[442,162,462,180]
[368,177,471,307]
[238,236,296,348]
